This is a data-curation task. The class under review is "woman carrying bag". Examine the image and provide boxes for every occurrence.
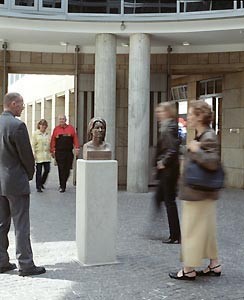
[169,100,222,280]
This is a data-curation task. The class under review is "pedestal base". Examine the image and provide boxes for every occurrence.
[76,159,117,265]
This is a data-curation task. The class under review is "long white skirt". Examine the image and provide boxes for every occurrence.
[181,199,218,267]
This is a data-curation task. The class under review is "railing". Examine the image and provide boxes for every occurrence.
[0,1,244,18]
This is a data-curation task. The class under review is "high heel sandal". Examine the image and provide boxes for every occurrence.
[169,269,196,281]
[197,265,221,277]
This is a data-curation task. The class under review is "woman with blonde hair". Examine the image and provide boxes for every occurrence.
[169,100,222,280]
[32,119,51,192]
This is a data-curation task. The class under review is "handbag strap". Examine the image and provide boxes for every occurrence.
[194,128,212,142]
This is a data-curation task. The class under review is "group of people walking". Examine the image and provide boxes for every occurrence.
[154,100,222,280]
[0,92,222,280]
[32,114,79,193]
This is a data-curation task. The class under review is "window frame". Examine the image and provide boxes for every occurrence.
[39,0,65,13]
[0,0,9,8]
[11,0,38,11]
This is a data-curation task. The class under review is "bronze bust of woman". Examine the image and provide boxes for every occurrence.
[83,117,111,160]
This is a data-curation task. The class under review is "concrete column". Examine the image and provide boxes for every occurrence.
[69,92,75,127]
[127,33,151,192]
[0,70,4,113]
[41,98,45,119]
[95,33,116,158]
[51,94,56,130]
[35,101,41,125]
[65,90,70,123]
[32,102,36,135]
[44,98,52,131]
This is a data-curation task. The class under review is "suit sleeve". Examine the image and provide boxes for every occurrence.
[14,122,35,180]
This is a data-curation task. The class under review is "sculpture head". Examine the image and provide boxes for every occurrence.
[87,117,106,142]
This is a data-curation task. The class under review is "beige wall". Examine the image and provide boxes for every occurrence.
[3,50,244,187]
[222,72,244,188]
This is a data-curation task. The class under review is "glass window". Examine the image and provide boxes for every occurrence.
[0,0,5,4]
[42,0,61,8]
[171,85,187,101]
[179,86,187,100]
[180,0,211,13]
[237,1,244,9]
[199,82,205,96]
[15,0,35,6]
[160,0,176,13]
[124,0,176,14]
[211,0,233,10]
[199,78,222,96]
[207,80,214,94]
[68,0,120,14]
[215,79,222,93]
[171,87,179,100]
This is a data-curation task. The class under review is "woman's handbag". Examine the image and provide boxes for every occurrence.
[184,160,225,191]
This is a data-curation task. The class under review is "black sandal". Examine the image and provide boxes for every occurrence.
[197,265,221,277]
[169,269,196,281]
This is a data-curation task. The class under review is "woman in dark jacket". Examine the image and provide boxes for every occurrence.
[154,102,181,244]
[169,100,222,280]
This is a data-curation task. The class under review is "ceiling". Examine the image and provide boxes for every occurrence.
[1,14,244,53]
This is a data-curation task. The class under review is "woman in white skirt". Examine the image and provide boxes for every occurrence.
[169,100,222,280]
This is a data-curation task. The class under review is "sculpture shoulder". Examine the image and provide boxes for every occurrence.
[84,141,110,151]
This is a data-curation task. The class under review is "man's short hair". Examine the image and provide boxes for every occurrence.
[4,92,22,107]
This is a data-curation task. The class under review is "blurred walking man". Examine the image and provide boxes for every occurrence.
[0,92,46,276]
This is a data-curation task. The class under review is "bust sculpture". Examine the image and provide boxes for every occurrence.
[83,117,112,160]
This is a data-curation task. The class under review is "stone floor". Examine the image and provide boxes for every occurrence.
[0,167,244,300]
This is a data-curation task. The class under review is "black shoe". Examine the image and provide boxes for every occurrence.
[162,237,181,244]
[37,188,43,193]
[169,269,196,281]
[0,263,17,273]
[19,266,46,277]
[197,264,221,277]
[59,188,65,193]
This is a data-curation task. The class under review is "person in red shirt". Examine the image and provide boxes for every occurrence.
[50,115,79,192]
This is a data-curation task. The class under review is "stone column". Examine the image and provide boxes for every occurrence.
[95,33,116,158]
[65,89,70,123]
[127,33,151,192]
[51,94,56,131]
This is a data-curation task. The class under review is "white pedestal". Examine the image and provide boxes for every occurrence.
[76,159,117,266]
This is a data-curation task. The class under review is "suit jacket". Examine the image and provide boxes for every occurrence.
[0,111,35,196]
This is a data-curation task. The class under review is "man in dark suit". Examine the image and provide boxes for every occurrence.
[0,92,46,276]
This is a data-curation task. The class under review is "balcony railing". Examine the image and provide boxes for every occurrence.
[0,1,244,19]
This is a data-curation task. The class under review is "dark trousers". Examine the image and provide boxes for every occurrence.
[36,162,50,189]
[155,166,181,240]
[0,194,34,270]
[55,151,74,190]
